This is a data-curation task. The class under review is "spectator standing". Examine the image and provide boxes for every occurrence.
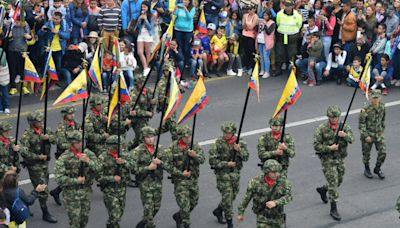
[339,0,357,53]
[87,0,102,33]
[203,0,224,26]
[316,6,336,61]
[69,0,89,44]
[360,6,377,43]
[241,4,259,75]
[331,0,343,49]
[0,48,10,114]
[385,6,400,38]
[121,0,144,41]
[225,11,242,38]
[98,0,122,50]
[136,0,155,76]
[257,10,275,79]
[375,2,385,23]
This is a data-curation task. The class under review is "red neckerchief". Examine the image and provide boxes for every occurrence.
[272,131,282,141]
[178,139,189,150]
[264,175,277,188]
[226,135,237,145]
[329,122,339,131]
[145,144,155,156]
[0,135,10,148]
[91,108,101,117]
[33,127,42,135]
[142,88,147,97]
[65,118,75,127]
[108,149,119,159]
[70,147,83,159]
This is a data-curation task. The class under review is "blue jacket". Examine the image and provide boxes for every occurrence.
[174,4,196,32]
[121,0,143,30]
[373,63,394,81]
[69,3,89,38]
[137,15,156,35]
[38,20,70,54]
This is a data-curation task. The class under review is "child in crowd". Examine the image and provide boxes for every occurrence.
[190,39,204,80]
[346,56,363,87]
[47,0,66,19]
[227,33,242,76]
[371,54,393,95]
[120,41,137,91]
[211,26,228,76]
[257,10,275,79]
[201,23,216,76]
[301,17,319,45]
[370,24,387,66]
[0,47,10,114]
[225,11,242,38]
[86,31,99,62]
[102,50,114,92]
[375,2,385,23]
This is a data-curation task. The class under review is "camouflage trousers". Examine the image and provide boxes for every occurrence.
[139,179,162,228]
[131,120,149,149]
[256,213,285,228]
[361,139,386,168]
[215,172,240,220]
[173,178,199,226]
[63,187,91,228]
[102,185,127,228]
[321,158,345,202]
[26,164,49,207]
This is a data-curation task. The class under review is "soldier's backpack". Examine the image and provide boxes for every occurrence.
[11,188,30,224]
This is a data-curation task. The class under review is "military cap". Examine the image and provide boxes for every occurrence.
[0,121,12,133]
[141,126,156,137]
[221,121,237,133]
[370,89,381,98]
[326,105,341,118]
[136,75,147,84]
[177,125,192,138]
[66,130,82,143]
[269,115,284,126]
[106,135,119,145]
[263,159,282,173]
[27,110,44,123]
[61,105,76,115]
[89,95,103,107]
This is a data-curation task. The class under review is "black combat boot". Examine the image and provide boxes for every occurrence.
[173,211,183,228]
[373,167,385,179]
[41,206,58,223]
[50,186,62,206]
[226,219,233,228]
[330,201,341,221]
[136,220,146,228]
[364,164,373,179]
[212,206,226,224]
[316,186,328,204]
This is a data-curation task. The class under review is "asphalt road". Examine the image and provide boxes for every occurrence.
[3,72,400,228]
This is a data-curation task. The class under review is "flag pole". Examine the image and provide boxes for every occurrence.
[184,113,196,172]
[80,61,90,177]
[279,110,287,143]
[117,72,121,175]
[15,51,29,142]
[42,48,52,161]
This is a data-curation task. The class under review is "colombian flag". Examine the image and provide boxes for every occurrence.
[163,71,182,122]
[107,74,131,127]
[53,69,88,105]
[273,63,302,118]
[88,43,103,91]
[359,53,372,100]
[249,58,260,103]
[23,54,41,83]
[197,9,207,34]
[41,51,59,100]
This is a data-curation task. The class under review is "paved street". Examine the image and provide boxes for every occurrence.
[3,73,400,228]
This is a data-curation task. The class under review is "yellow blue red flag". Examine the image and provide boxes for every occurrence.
[23,54,41,83]
[107,74,131,127]
[359,53,372,100]
[249,58,260,103]
[88,44,103,90]
[178,73,209,124]
[53,69,88,105]
[164,71,182,122]
[40,52,59,100]
[197,9,207,34]
[273,64,302,117]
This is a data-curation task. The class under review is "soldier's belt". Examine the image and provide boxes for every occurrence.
[63,184,90,190]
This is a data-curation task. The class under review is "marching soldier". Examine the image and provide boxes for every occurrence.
[209,121,249,227]
[359,90,386,179]
[0,121,20,179]
[50,105,81,206]
[257,116,295,178]
[131,127,166,228]
[237,159,293,228]
[128,75,155,149]
[86,95,108,156]
[107,104,132,138]
[20,110,58,223]
[98,135,131,228]
[55,130,100,228]
[314,105,354,221]
[165,125,205,228]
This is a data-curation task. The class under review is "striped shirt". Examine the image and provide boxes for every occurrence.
[98,5,122,32]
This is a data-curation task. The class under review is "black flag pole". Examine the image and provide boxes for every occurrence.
[116,73,121,175]
[184,114,197,171]
[42,48,53,161]
[280,110,288,143]
[80,62,90,177]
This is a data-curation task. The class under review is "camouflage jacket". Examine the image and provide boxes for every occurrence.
[55,120,81,154]
[107,118,130,137]
[313,122,354,159]
[129,87,154,120]
[164,141,205,180]
[209,136,249,173]
[97,148,132,186]
[131,144,166,182]
[85,110,106,145]
[0,137,20,177]
[257,132,295,169]
[55,148,100,188]
[156,76,168,113]
[238,175,292,217]
[20,127,55,166]
[359,103,385,140]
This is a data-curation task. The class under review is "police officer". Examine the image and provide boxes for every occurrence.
[237,159,292,227]
[209,121,249,227]
[0,121,20,179]
[314,105,354,221]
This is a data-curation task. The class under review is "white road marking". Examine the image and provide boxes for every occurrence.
[19,100,400,185]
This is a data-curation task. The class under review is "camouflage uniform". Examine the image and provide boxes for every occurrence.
[55,131,100,228]
[20,110,57,223]
[359,90,386,178]
[131,127,167,228]
[107,103,131,138]
[209,121,249,226]
[0,121,20,179]
[257,116,295,178]
[238,159,292,228]
[128,75,154,149]
[97,136,132,228]
[85,95,107,156]
[314,105,354,221]
[164,125,205,227]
